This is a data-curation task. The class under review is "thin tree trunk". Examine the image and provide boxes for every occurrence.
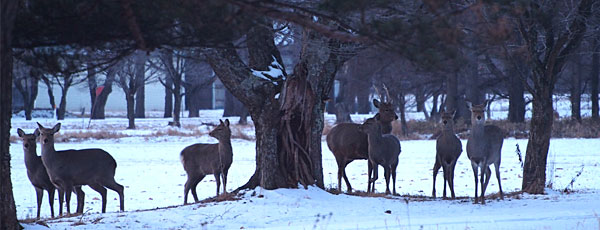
[91,68,116,119]
[164,76,173,118]
[172,87,182,127]
[1,0,20,228]
[57,86,69,120]
[87,64,97,115]
[570,57,582,121]
[446,74,458,112]
[126,92,135,129]
[356,85,370,114]
[41,76,56,110]
[398,92,408,136]
[135,52,146,118]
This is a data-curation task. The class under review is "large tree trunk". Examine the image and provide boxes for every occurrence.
[446,73,458,112]
[206,22,353,190]
[522,88,554,193]
[57,86,69,120]
[1,0,20,228]
[172,85,182,127]
[356,85,370,114]
[91,67,116,119]
[592,36,599,120]
[134,52,146,118]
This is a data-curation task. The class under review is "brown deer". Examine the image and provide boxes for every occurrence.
[432,111,463,199]
[466,101,505,204]
[358,117,401,195]
[17,128,87,218]
[181,119,233,204]
[326,99,398,193]
[37,123,124,215]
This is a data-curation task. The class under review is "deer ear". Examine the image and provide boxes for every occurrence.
[37,122,44,130]
[219,119,224,125]
[34,129,40,137]
[224,119,230,127]
[374,113,381,120]
[52,123,61,133]
[394,114,398,120]
[373,99,380,108]
[17,128,25,137]
[465,101,472,110]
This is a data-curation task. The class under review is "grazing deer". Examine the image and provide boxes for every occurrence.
[358,117,401,195]
[326,99,398,193]
[466,101,505,204]
[37,123,125,215]
[181,119,233,204]
[432,111,463,199]
[17,128,86,218]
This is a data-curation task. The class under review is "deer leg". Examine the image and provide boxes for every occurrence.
[342,162,353,193]
[432,158,441,198]
[481,166,492,204]
[47,188,55,218]
[470,161,479,204]
[74,186,85,213]
[57,189,64,216]
[215,173,222,197]
[336,157,345,192]
[183,175,197,204]
[35,187,43,219]
[88,184,107,213]
[64,185,73,214]
[384,166,391,195]
[449,162,457,199]
[391,163,397,195]
[222,170,228,195]
[494,161,504,200]
[367,161,373,193]
[188,175,204,204]
[103,179,125,212]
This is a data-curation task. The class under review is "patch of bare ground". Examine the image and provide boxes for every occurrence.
[325,187,525,203]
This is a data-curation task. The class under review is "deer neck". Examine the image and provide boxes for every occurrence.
[218,137,233,157]
[366,130,385,152]
[39,141,57,160]
[379,121,392,134]
[23,146,40,168]
[471,122,485,139]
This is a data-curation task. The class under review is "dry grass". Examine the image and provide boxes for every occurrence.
[150,128,206,137]
[231,126,255,141]
[54,131,129,143]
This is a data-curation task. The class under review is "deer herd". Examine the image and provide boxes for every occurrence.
[17,99,505,220]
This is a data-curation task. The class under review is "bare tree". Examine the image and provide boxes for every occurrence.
[12,54,39,120]
[116,52,156,129]
[517,0,593,194]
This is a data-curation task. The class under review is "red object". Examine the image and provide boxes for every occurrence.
[95,86,104,97]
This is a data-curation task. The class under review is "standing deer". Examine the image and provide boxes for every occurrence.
[358,117,401,195]
[37,123,124,215]
[432,111,462,199]
[17,128,86,218]
[181,119,233,204]
[326,99,398,193]
[466,101,505,204]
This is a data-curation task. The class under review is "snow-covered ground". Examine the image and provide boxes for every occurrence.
[9,109,600,229]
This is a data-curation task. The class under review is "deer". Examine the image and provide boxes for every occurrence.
[181,119,233,204]
[466,101,505,204]
[326,98,398,193]
[358,117,401,195]
[432,111,463,199]
[17,128,87,219]
[37,122,125,215]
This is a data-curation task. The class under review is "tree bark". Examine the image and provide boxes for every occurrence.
[13,71,39,120]
[87,64,97,115]
[134,52,146,118]
[91,67,116,119]
[41,76,56,110]
[126,92,135,129]
[164,76,173,118]
[591,36,599,120]
[522,88,554,193]
[508,71,525,123]
[1,0,21,228]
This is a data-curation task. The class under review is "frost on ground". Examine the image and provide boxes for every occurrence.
[9,110,600,229]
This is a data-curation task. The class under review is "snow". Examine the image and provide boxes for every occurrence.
[9,110,600,229]
[251,56,285,85]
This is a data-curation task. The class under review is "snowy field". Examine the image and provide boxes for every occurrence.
[9,107,600,229]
